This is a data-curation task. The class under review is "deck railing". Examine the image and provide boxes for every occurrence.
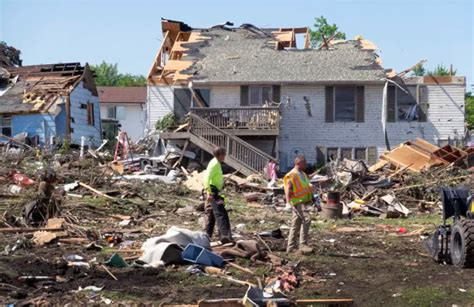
[190,107,280,131]
[188,113,275,173]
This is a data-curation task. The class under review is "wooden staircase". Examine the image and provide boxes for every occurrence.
[188,113,275,176]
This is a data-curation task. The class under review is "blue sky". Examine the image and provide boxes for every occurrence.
[1,0,473,90]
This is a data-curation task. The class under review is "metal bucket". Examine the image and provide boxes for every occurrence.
[321,191,342,219]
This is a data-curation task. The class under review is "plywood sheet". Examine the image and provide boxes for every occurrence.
[381,144,445,172]
[163,60,193,72]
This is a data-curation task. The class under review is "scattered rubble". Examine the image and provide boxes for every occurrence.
[0,134,473,305]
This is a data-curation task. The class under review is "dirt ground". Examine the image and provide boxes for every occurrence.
[2,181,474,306]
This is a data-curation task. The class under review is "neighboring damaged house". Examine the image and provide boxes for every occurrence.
[98,86,147,141]
[147,19,465,173]
[0,63,102,147]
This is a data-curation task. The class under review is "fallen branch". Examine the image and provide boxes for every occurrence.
[101,264,118,281]
[78,181,115,200]
[0,227,64,233]
[225,261,254,275]
[392,175,470,191]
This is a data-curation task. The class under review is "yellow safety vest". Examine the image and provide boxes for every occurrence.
[284,170,312,205]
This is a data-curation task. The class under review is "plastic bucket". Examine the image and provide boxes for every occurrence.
[182,244,224,267]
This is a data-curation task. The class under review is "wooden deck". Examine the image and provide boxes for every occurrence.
[190,107,280,136]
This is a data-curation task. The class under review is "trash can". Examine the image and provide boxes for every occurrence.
[182,244,224,267]
[321,191,343,219]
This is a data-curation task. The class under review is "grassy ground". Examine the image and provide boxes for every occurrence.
[2,182,474,306]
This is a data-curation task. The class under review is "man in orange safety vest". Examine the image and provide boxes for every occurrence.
[284,155,314,253]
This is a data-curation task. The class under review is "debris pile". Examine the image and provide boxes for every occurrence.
[0,135,472,304]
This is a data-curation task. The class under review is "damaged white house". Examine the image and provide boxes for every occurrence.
[146,18,466,174]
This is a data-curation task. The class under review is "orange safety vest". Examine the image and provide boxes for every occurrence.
[284,170,312,205]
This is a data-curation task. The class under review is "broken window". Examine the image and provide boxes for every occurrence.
[173,88,192,120]
[0,115,12,137]
[194,89,210,107]
[397,85,418,121]
[387,85,428,122]
[340,147,352,160]
[249,86,272,105]
[354,148,367,160]
[327,148,338,162]
[87,102,95,126]
[334,86,356,122]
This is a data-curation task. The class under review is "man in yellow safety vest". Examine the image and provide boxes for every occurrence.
[203,146,233,244]
[284,155,314,253]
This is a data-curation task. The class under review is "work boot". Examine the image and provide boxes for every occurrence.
[299,245,313,254]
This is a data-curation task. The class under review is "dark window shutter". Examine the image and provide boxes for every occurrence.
[355,86,365,123]
[325,86,334,123]
[418,85,428,122]
[367,147,377,165]
[387,86,396,122]
[272,85,281,103]
[240,85,249,106]
[316,146,327,166]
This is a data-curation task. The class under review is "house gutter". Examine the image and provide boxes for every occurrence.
[190,80,387,86]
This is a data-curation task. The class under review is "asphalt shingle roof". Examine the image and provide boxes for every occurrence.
[98,86,146,104]
[181,28,386,83]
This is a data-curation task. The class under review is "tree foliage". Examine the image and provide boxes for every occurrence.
[411,63,457,77]
[0,41,22,67]
[309,16,346,49]
[412,63,426,76]
[466,92,474,130]
[155,113,176,131]
[91,61,146,87]
[427,64,457,76]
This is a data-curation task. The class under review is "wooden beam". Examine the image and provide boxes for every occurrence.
[147,30,170,81]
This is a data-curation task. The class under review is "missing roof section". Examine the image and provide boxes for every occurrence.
[150,19,386,85]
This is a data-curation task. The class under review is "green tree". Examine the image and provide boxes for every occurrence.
[91,61,146,86]
[412,63,426,76]
[466,92,474,130]
[91,61,119,86]
[309,16,346,48]
[0,41,22,67]
[116,73,146,87]
[427,64,457,76]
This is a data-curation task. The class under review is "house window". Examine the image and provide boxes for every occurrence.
[335,86,356,122]
[340,148,352,160]
[354,148,367,160]
[249,86,272,105]
[397,86,417,121]
[388,85,427,122]
[116,106,126,120]
[107,106,116,119]
[194,89,210,107]
[106,106,125,120]
[87,102,95,126]
[327,147,338,162]
[0,116,12,137]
